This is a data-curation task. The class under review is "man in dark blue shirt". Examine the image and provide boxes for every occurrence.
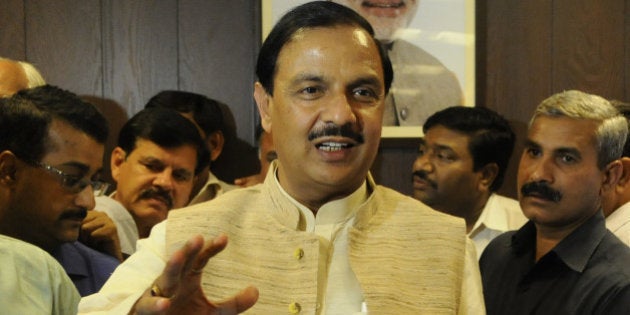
[480,90,630,315]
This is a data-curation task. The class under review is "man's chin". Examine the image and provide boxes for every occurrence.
[58,230,80,243]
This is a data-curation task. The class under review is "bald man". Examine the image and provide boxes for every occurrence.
[0,57,46,97]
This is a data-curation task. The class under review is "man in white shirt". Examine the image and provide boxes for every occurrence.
[601,100,630,245]
[0,235,79,314]
[413,106,527,257]
[80,2,484,314]
[94,107,209,257]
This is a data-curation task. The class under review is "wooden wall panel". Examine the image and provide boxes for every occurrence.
[178,0,259,142]
[552,0,626,99]
[179,0,261,182]
[0,0,25,60]
[26,0,102,96]
[479,1,553,198]
[4,1,630,195]
[102,0,178,115]
[371,139,418,196]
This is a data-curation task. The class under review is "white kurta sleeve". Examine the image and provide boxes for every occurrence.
[79,221,168,314]
[458,237,487,315]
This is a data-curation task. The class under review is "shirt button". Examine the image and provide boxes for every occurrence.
[288,302,302,314]
[400,107,409,120]
[294,248,304,260]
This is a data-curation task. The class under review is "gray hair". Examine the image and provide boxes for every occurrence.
[531,90,628,169]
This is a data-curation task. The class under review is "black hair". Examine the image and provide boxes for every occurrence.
[423,106,515,191]
[117,107,210,175]
[256,1,393,96]
[145,90,226,139]
[0,84,108,163]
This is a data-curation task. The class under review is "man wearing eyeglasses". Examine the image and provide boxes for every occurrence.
[0,85,119,298]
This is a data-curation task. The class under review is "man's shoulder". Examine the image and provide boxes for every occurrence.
[593,232,630,276]
[0,234,58,264]
[372,185,465,225]
[392,39,446,66]
[170,185,265,219]
[479,229,519,264]
[94,194,128,217]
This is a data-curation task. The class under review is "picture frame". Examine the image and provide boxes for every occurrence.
[262,0,475,138]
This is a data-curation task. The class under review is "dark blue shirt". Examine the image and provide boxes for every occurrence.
[51,241,119,296]
[480,212,630,315]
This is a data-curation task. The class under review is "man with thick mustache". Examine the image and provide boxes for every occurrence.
[479,90,630,314]
[94,107,208,258]
[0,85,119,297]
[332,0,463,125]
[80,2,484,314]
[412,106,526,258]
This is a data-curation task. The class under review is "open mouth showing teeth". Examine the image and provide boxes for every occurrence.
[316,142,353,151]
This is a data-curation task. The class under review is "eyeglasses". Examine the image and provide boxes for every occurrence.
[33,162,109,195]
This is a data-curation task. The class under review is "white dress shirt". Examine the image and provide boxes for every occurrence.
[468,193,527,259]
[606,201,630,246]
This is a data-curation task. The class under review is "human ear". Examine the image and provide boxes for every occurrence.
[478,163,499,192]
[206,131,225,162]
[0,151,18,185]
[110,147,126,183]
[614,157,630,191]
[254,82,272,133]
[601,159,624,194]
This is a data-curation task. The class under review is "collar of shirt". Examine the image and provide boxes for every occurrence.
[511,211,607,272]
[189,171,237,205]
[272,167,368,232]
[51,242,89,278]
[469,194,495,237]
[469,194,521,237]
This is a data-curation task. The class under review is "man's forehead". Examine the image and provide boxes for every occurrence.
[276,26,383,82]
[527,117,598,151]
[132,139,197,168]
[424,126,471,145]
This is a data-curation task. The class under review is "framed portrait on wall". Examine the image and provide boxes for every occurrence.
[262,0,475,138]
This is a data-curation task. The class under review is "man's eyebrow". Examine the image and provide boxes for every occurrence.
[555,147,582,159]
[348,77,382,90]
[289,73,325,86]
[523,139,540,148]
[59,161,90,174]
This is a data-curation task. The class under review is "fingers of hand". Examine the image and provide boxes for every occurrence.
[133,295,171,315]
[193,234,228,271]
[215,285,259,313]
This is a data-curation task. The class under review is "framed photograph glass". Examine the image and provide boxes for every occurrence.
[262,0,475,138]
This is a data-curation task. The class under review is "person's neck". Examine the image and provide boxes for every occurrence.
[534,213,594,261]
[276,169,364,216]
[0,224,60,253]
[463,192,491,233]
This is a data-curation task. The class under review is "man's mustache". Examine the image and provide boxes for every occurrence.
[520,181,562,203]
[59,208,88,220]
[308,123,364,144]
[411,170,437,189]
[139,187,173,209]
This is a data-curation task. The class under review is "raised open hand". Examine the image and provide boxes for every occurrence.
[131,234,258,315]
